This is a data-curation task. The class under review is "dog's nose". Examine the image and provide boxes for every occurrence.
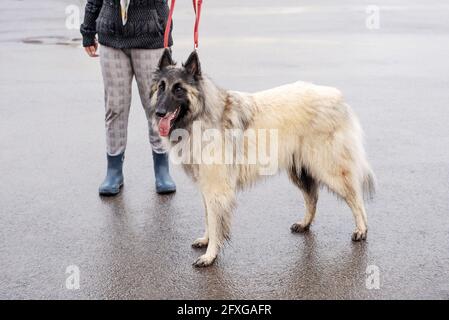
[156,110,167,117]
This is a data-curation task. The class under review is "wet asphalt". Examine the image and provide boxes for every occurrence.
[1,0,449,299]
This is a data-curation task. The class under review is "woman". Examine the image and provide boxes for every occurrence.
[80,0,176,195]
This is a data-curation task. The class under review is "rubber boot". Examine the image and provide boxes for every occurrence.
[99,153,124,196]
[152,151,176,194]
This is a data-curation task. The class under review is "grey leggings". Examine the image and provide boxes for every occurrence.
[100,45,165,156]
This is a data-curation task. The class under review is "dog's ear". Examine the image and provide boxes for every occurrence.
[158,48,174,70]
[183,51,201,78]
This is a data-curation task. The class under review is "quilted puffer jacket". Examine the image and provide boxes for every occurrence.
[80,0,173,49]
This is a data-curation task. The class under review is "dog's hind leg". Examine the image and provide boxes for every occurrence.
[192,195,209,248]
[289,166,319,233]
[320,168,368,241]
[344,189,368,241]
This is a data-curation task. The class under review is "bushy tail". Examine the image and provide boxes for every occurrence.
[362,167,376,201]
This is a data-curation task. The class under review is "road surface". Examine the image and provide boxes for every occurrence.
[1,0,449,299]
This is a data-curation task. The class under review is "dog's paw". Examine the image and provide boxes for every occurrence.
[290,222,310,233]
[351,229,368,241]
[191,237,209,249]
[193,254,216,268]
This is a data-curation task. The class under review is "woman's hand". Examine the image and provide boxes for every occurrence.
[84,41,99,57]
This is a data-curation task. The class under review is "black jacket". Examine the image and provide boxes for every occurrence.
[80,0,173,49]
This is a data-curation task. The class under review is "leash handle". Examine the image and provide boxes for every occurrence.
[163,0,203,49]
[192,0,203,49]
[163,0,176,48]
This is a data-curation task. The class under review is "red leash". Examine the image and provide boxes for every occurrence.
[163,0,176,48]
[163,0,203,49]
[192,0,203,49]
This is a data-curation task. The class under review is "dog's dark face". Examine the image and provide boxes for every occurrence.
[151,49,202,137]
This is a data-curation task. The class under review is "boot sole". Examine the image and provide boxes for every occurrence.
[99,183,124,196]
[156,187,176,195]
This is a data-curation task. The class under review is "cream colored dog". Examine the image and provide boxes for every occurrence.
[150,50,375,267]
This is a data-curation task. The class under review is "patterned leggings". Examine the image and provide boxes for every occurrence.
[100,45,165,156]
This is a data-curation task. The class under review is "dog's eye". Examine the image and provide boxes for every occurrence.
[158,82,166,92]
[173,84,184,95]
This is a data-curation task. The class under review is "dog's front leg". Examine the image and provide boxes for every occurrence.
[191,194,209,248]
[193,189,234,268]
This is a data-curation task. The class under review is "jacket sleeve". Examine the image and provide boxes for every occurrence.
[80,0,103,47]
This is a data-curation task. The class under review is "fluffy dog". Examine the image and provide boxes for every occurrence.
[150,49,375,267]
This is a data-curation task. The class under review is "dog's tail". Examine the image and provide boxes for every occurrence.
[362,166,376,201]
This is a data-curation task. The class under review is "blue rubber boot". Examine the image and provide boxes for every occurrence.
[99,153,124,196]
[152,151,176,194]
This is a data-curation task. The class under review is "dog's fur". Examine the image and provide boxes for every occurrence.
[150,49,375,267]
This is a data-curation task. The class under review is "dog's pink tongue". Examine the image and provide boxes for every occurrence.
[158,112,176,137]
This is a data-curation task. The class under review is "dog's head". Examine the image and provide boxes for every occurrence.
[151,49,202,137]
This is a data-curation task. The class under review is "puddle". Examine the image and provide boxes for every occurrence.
[22,36,81,46]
